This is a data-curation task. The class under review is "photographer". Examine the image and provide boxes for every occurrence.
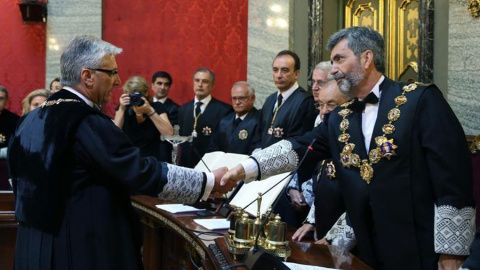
[114,76,174,160]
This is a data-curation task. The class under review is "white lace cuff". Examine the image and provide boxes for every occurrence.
[434,204,475,255]
[305,204,316,224]
[159,164,204,204]
[251,140,298,180]
[325,212,356,251]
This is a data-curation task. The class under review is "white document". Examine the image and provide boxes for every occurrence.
[283,262,338,270]
[194,151,249,172]
[229,172,292,217]
[194,218,230,230]
[156,204,200,213]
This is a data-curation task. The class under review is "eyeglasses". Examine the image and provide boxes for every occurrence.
[89,68,119,76]
[315,102,338,111]
[232,96,250,102]
[307,80,327,88]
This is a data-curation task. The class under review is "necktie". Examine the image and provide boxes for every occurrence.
[351,92,379,112]
[234,117,242,127]
[195,101,203,117]
[277,94,283,108]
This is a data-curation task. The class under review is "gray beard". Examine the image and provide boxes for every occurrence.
[338,79,352,95]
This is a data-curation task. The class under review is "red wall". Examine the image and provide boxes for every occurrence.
[102,0,248,118]
[0,1,46,116]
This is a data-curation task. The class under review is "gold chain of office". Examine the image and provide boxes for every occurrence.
[40,99,81,108]
[337,82,419,184]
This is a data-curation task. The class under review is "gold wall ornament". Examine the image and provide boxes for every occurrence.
[469,0,480,18]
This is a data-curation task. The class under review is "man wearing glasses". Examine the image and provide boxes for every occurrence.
[8,36,235,269]
[207,81,261,155]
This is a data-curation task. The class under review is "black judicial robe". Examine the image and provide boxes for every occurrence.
[260,86,316,148]
[157,98,179,163]
[313,159,345,238]
[255,79,475,270]
[8,90,208,270]
[207,108,261,155]
[178,98,232,168]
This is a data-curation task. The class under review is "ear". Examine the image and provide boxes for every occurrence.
[81,69,95,87]
[362,50,374,70]
[293,69,300,79]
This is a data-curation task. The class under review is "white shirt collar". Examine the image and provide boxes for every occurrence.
[153,97,168,103]
[278,82,299,102]
[62,86,94,108]
[236,111,249,120]
[194,95,212,106]
[364,75,385,100]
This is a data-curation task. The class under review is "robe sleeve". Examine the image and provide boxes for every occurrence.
[73,114,206,204]
[416,86,475,255]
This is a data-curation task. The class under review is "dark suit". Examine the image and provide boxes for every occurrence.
[260,86,316,148]
[178,97,232,168]
[9,90,208,269]
[207,108,261,155]
[156,98,179,163]
[254,78,475,270]
[463,231,480,269]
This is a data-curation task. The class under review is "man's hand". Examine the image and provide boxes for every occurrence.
[315,237,329,245]
[220,164,245,186]
[292,223,315,242]
[289,189,307,211]
[438,254,464,270]
[212,167,237,195]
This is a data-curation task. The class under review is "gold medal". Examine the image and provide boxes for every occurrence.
[395,95,407,106]
[340,152,352,168]
[326,161,336,179]
[380,139,397,160]
[382,124,395,134]
[338,133,351,143]
[338,108,353,117]
[388,108,401,122]
[339,119,350,132]
[273,127,284,138]
[350,153,361,167]
[238,129,248,140]
[360,160,373,184]
[403,83,417,92]
[202,126,212,136]
[369,148,382,164]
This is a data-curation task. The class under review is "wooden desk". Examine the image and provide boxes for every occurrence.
[132,195,372,270]
[0,191,17,269]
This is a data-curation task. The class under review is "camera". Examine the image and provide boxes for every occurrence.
[129,91,145,107]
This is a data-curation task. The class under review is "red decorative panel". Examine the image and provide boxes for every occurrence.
[0,1,46,116]
[103,0,248,118]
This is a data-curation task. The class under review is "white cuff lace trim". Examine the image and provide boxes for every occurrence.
[159,164,204,204]
[434,204,475,255]
[325,212,356,251]
[251,140,299,180]
[305,204,316,224]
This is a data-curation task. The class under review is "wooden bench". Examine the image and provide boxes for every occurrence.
[0,191,16,269]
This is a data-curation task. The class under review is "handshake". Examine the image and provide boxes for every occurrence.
[209,164,246,197]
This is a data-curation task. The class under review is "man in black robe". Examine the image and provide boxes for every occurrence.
[207,81,261,155]
[177,67,232,168]
[260,50,316,149]
[8,35,236,270]
[221,27,475,270]
[151,71,179,163]
[0,86,20,190]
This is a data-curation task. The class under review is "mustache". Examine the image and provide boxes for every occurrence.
[333,73,345,80]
